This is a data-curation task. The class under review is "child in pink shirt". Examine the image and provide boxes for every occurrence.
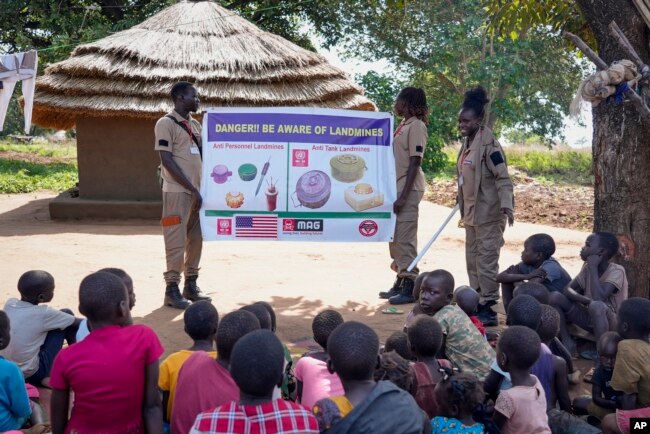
[294,310,345,408]
[493,325,551,434]
[50,271,164,434]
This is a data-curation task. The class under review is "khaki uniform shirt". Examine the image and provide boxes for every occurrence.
[394,116,427,193]
[456,127,513,226]
[154,110,202,193]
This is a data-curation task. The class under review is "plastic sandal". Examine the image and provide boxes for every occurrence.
[381,307,404,314]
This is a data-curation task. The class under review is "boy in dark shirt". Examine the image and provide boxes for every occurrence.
[498,233,571,311]
[574,332,623,421]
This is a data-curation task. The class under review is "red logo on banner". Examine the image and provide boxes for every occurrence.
[292,149,308,167]
[217,219,232,235]
[282,219,296,231]
[359,220,378,237]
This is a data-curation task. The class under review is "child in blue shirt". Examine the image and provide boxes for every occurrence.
[497,233,571,311]
[0,310,31,431]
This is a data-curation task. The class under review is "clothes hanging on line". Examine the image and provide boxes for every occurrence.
[0,50,38,134]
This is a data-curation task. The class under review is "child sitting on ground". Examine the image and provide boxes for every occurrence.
[240,303,272,330]
[172,310,260,434]
[1,270,80,387]
[573,332,623,422]
[405,270,494,381]
[513,281,550,304]
[50,271,164,434]
[454,286,485,337]
[498,233,571,311]
[513,283,580,384]
[374,351,413,392]
[294,309,344,408]
[312,321,428,433]
[407,315,452,418]
[493,325,551,434]
[159,301,218,423]
[550,232,628,358]
[77,267,136,341]
[601,298,650,434]
[0,310,45,432]
[247,301,295,400]
[190,330,319,434]
[432,373,497,434]
[384,331,413,360]
[485,296,543,392]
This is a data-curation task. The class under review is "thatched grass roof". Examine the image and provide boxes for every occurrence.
[32,1,376,130]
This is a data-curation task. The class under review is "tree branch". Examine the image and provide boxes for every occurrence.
[398,48,461,95]
[564,31,608,69]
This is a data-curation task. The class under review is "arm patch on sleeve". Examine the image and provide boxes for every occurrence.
[158,139,169,147]
[415,145,423,153]
[490,151,505,166]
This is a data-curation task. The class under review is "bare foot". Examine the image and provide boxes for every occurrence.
[22,424,51,434]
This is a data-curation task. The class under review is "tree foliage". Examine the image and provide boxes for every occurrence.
[337,0,588,149]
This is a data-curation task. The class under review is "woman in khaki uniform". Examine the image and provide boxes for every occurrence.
[378,87,428,305]
[457,86,514,326]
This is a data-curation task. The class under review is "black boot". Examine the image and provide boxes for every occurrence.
[477,301,498,327]
[379,277,402,299]
[182,276,212,302]
[165,283,191,309]
[388,278,416,305]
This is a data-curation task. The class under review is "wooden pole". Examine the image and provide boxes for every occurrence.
[609,21,650,81]
[632,0,650,29]
[609,21,644,67]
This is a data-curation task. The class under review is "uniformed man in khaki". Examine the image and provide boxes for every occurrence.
[378,87,428,305]
[457,86,514,325]
[154,81,211,309]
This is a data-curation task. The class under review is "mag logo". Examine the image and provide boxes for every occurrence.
[282,219,323,232]
[217,218,232,235]
[292,149,309,167]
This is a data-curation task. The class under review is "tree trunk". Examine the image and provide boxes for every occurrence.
[576,0,650,298]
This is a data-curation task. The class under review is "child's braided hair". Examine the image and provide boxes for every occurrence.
[374,350,413,392]
[438,372,484,416]
[437,372,500,434]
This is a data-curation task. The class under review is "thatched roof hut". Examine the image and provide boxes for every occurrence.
[33,1,375,130]
[38,1,376,218]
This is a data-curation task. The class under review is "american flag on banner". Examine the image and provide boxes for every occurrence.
[235,215,278,239]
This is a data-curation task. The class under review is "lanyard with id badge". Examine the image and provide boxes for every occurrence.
[165,115,202,159]
[458,134,479,187]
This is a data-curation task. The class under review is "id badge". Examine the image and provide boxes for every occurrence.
[190,146,200,155]
[459,174,465,186]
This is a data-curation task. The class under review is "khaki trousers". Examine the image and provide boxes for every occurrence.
[162,191,202,284]
[465,218,506,304]
[389,190,423,280]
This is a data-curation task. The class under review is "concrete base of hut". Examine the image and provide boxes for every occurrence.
[49,193,161,219]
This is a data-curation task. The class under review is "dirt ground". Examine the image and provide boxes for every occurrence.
[0,191,591,352]
[426,177,594,231]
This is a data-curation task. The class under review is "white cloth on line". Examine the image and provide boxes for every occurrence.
[0,50,38,134]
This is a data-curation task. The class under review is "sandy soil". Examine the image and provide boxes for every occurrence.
[0,192,590,354]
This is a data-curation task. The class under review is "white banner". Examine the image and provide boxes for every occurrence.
[200,107,396,241]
